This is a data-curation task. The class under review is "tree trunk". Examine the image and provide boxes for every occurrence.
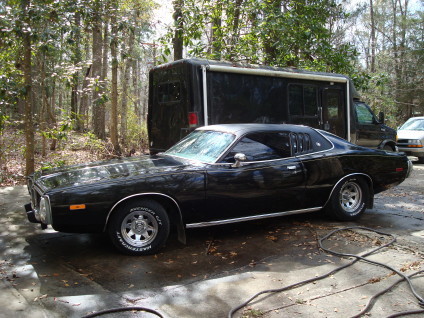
[369,0,376,73]
[71,11,81,126]
[22,0,35,176]
[173,0,184,60]
[229,0,243,61]
[101,18,109,87]
[92,7,106,140]
[79,64,91,131]
[120,28,134,144]
[110,11,121,155]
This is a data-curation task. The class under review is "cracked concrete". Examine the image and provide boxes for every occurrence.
[0,165,423,318]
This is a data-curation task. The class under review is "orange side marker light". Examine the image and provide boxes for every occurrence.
[70,204,86,210]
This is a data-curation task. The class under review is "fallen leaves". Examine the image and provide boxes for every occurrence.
[33,294,48,302]
[368,277,382,284]
[400,261,422,272]
[266,235,278,242]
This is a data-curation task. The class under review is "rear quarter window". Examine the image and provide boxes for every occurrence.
[308,130,333,153]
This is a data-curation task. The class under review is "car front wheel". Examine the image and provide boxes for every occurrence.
[325,177,369,221]
[108,199,170,255]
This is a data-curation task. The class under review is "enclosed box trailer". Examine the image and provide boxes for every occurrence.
[148,59,396,153]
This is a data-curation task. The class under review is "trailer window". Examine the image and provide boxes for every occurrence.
[157,81,181,104]
[304,86,318,116]
[288,84,318,117]
[289,85,303,116]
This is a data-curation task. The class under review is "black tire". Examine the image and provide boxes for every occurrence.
[108,199,170,255]
[417,157,424,164]
[325,176,369,221]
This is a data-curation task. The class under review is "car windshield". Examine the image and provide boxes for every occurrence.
[399,119,424,131]
[164,130,235,163]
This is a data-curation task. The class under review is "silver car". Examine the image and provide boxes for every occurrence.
[397,116,424,163]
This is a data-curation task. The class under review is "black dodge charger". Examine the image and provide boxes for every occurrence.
[25,124,412,255]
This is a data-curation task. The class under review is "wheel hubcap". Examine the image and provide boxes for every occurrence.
[339,181,362,213]
[121,210,158,247]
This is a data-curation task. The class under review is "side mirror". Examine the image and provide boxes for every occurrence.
[378,111,385,124]
[232,153,247,168]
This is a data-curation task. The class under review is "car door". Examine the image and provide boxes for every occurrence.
[354,101,384,148]
[201,131,306,222]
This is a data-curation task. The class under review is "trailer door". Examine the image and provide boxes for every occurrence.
[322,88,346,139]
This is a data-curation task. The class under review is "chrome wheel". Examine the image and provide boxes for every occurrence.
[121,210,158,247]
[339,181,362,213]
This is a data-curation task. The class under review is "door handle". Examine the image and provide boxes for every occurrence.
[287,166,297,170]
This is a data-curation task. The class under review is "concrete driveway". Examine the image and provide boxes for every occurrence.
[1,165,423,318]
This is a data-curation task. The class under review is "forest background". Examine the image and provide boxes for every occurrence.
[0,0,423,186]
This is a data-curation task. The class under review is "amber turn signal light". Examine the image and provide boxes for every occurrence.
[70,204,86,210]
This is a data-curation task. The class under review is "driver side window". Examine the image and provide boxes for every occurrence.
[355,102,375,124]
[222,132,291,162]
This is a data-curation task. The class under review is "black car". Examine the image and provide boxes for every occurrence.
[25,124,412,255]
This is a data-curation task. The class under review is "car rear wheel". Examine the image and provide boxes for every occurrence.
[325,177,369,221]
[108,199,170,255]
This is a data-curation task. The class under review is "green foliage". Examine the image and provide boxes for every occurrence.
[0,112,9,134]
[40,159,66,171]
[40,111,74,142]
[126,109,148,151]
[83,131,106,153]
[353,0,423,122]
[162,0,360,78]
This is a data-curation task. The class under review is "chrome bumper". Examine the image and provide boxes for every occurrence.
[406,159,413,178]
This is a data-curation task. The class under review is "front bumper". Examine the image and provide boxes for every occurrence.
[24,203,39,223]
[25,203,48,229]
[397,146,424,157]
[406,159,413,178]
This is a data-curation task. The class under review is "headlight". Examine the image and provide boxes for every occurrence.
[408,139,421,145]
[39,196,52,224]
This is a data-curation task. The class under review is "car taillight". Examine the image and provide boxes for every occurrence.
[188,112,199,128]
[396,168,404,172]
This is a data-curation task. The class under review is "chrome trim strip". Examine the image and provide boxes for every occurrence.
[207,65,348,83]
[185,207,322,229]
[201,65,209,126]
[103,192,184,232]
[347,81,351,142]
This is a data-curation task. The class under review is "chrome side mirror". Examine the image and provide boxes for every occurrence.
[232,153,247,168]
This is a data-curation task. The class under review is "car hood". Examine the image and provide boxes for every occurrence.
[32,155,194,192]
[397,130,424,139]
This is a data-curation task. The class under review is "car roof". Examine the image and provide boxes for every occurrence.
[197,123,316,137]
